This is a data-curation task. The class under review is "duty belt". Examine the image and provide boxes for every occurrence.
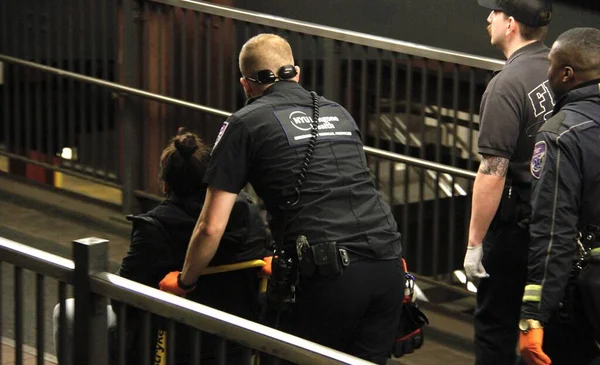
[338,248,368,266]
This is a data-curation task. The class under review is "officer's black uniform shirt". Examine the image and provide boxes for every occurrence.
[478,41,554,190]
[204,81,401,259]
[522,80,600,323]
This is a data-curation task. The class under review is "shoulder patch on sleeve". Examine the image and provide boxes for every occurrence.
[530,141,546,179]
[212,121,229,151]
[539,111,566,134]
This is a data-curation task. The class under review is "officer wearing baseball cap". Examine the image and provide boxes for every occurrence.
[463,0,553,364]
[477,0,552,27]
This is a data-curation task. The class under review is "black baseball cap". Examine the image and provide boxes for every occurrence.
[478,0,552,27]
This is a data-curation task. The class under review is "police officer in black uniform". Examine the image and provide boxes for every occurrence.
[462,1,554,364]
[518,27,600,365]
[159,33,405,365]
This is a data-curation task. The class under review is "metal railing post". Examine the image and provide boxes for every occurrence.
[322,38,340,102]
[121,0,143,214]
[73,237,109,365]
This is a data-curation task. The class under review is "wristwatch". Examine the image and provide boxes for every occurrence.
[518,319,543,333]
[177,272,197,291]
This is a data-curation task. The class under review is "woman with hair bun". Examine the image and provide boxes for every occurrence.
[53,130,270,364]
[118,130,271,363]
[122,129,269,277]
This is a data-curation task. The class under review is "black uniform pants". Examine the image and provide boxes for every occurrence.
[272,258,404,365]
[474,222,529,365]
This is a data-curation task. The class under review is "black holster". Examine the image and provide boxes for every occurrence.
[266,250,298,311]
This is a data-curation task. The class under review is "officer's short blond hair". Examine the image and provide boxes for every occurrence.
[239,34,294,78]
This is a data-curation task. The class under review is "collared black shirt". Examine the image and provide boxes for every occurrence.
[478,41,554,185]
[204,81,402,258]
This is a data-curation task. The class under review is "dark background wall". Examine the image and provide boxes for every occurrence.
[228,0,600,60]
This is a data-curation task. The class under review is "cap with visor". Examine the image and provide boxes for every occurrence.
[477,0,552,26]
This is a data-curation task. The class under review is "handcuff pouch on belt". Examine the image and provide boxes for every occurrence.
[296,236,345,277]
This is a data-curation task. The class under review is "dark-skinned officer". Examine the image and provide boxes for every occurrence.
[519,27,600,365]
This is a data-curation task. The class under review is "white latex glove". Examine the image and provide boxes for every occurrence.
[463,244,489,280]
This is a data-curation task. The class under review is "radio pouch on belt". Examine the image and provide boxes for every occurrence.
[312,242,343,276]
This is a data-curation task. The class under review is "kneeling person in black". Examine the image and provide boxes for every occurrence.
[159,34,405,365]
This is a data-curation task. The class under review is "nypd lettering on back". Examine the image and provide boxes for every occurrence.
[273,105,356,146]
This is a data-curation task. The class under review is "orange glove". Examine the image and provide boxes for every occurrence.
[159,271,195,297]
[261,256,273,276]
[519,328,551,365]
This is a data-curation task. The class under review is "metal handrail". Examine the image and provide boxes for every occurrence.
[0,234,371,364]
[151,0,505,71]
[0,150,124,189]
[363,146,476,180]
[0,54,477,180]
[92,272,374,365]
[378,114,470,196]
[0,236,74,284]
[0,54,231,118]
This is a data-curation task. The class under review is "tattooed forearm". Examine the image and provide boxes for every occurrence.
[478,155,509,177]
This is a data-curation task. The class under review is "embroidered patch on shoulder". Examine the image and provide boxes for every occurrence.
[212,122,229,151]
[531,141,546,179]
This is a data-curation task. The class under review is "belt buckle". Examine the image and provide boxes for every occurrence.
[339,248,350,267]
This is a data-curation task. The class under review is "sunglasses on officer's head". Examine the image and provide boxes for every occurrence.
[244,65,297,85]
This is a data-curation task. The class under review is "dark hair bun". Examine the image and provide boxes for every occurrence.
[174,134,199,159]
